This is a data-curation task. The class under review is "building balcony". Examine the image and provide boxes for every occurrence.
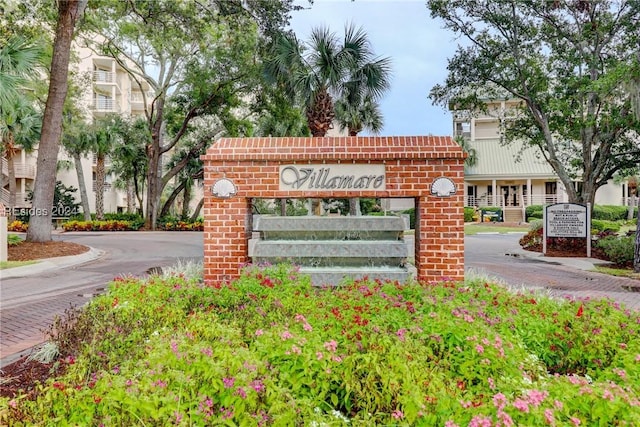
[91,98,117,113]
[0,188,31,208]
[1,158,36,179]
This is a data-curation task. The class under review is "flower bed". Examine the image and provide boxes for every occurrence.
[2,266,639,425]
[62,220,142,232]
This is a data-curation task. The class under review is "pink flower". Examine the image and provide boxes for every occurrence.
[8,399,17,408]
[235,387,247,399]
[570,417,581,426]
[391,410,404,419]
[554,400,563,410]
[303,323,313,331]
[603,390,614,401]
[201,347,213,357]
[324,340,338,352]
[250,380,265,393]
[294,314,306,323]
[445,422,459,427]
[281,330,293,340]
[513,398,529,413]
[469,415,492,427]
[460,400,472,409]
[255,329,264,337]
[475,344,485,354]
[493,393,507,409]
[316,351,324,360]
[223,377,235,388]
[527,389,548,407]
[396,329,407,342]
[487,377,495,390]
[291,345,302,355]
[544,409,555,425]
[498,410,514,427]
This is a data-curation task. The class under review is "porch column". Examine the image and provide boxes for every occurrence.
[492,180,497,206]
[526,178,531,206]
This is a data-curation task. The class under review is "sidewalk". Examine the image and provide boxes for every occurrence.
[0,247,104,280]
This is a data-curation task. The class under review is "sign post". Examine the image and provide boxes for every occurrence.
[543,203,590,257]
[0,203,7,262]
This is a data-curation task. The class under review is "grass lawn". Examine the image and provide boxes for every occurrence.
[593,265,640,279]
[464,223,530,235]
[0,260,36,270]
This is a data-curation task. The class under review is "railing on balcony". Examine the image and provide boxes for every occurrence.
[0,188,31,208]
[92,98,116,111]
[1,158,36,179]
[93,70,115,84]
[465,194,559,207]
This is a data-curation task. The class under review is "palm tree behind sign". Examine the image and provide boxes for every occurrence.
[266,23,391,138]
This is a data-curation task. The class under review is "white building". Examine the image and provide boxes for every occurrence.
[1,41,151,215]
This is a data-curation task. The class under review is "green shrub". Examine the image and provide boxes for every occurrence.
[595,236,634,266]
[464,207,475,222]
[7,234,22,246]
[591,219,621,234]
[528,210,543,220]
[525,205,543,221]
[592,205,629,221]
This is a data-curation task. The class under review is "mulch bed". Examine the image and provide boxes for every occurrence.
[8,241,90,262]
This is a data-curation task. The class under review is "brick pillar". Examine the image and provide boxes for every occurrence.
[415,195,465,283]
[203,196,250,286]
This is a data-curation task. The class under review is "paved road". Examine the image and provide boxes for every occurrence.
[464,233,640,310]
[3,231,640,367]
[1,232,203,363]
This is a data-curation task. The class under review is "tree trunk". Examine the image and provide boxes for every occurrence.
[159,180,186,219]
[7,152,16,222]
[635,196,640,273]
[628,194,637,221]
[349,198,361,216]
[181,182,191,219]
[189,197,204,223]
[279,198,287,216]
[72,152,92,221]
[635,213,640,273]
[126,179,135,213]
[27,0,87,243]
[95,153,105,220]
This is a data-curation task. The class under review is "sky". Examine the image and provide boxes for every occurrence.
[288,0,459,137]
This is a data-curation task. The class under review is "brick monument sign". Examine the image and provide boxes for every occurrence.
[201,136,465,285]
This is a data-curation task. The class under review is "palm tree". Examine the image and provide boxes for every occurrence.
[267,24,391,215]
[0,36,43,108]
[62,117,94,221]
[92,115,121,220]
[266,23,392,137]
[109,117,149,215]
[0,97,41,220]
[335,95,384,136]
[454,135,478,168]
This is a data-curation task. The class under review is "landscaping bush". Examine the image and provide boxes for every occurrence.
[157,216,204,231]
[525,205,543,222]
[595,236,634,267]
[592,205,629,221]
[464,206,475,222]
[527,209,543,220]
[62,220,143,231]
[7,220,28,232]
[591,219,621,234]
[3,265,640,425]
[7,234,22,246]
